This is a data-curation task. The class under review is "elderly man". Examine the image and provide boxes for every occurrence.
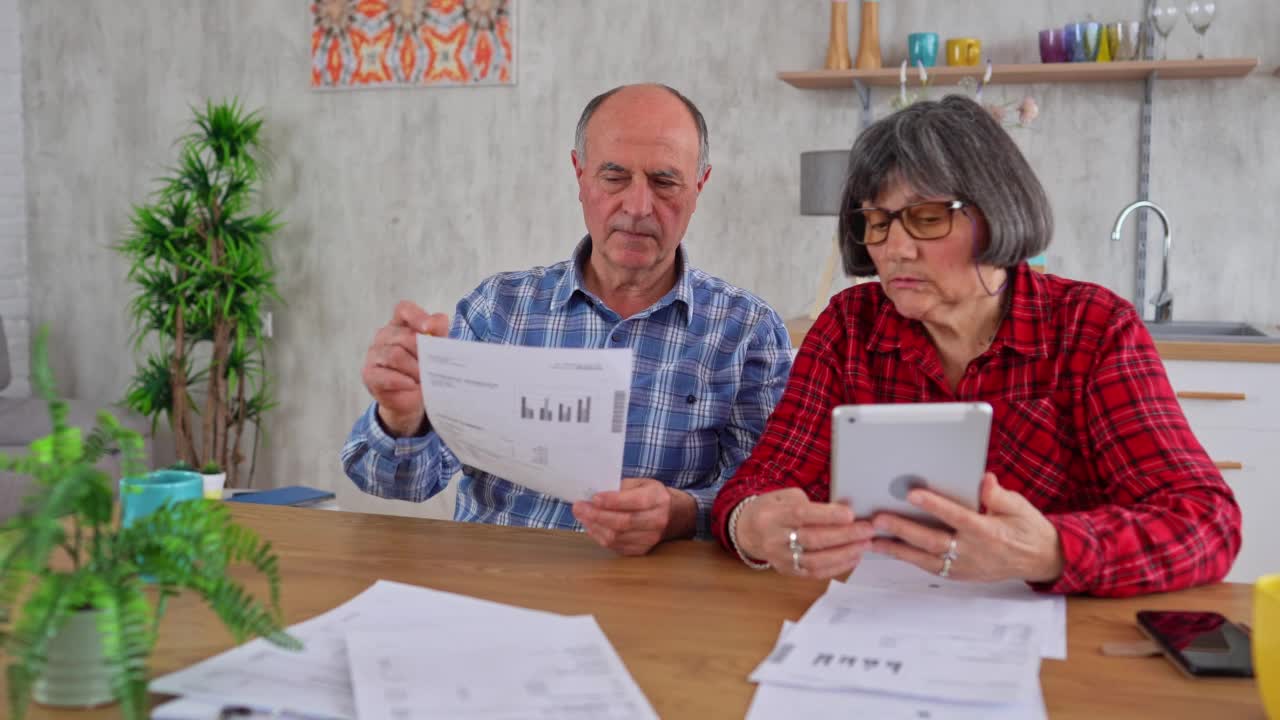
[342,84,791,555]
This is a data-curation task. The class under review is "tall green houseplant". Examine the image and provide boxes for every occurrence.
[0,328,299,720]
[118,100,282,487]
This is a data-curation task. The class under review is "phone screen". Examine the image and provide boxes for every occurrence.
[1136,610,1254,677]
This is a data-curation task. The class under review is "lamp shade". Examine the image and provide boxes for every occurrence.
[800,149,852,216]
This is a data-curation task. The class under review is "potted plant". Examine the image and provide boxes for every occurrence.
[199,460,226,500]
[0,328,299,720]
[118,99,282,489]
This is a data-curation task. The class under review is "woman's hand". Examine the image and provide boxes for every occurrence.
[736,488,876,579]
[869,473,1065,583]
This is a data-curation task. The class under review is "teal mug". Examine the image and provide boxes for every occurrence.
[119,469,203,527]
[908,32,940,67]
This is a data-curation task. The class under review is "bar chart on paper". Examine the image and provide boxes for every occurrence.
[417,336,634,502]
[520,393,593,423]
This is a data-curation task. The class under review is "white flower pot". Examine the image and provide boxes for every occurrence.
[200,471,227,499]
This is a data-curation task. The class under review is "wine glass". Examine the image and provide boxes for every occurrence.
[1185,1,1217,59]
[1150,2,1180,60]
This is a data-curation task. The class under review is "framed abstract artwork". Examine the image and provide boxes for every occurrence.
[311,0,515,89]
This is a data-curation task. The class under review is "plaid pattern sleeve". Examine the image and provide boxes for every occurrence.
[688,317,794,538]
[1036,304,1241,596]
[710,300,849,546]
[712,263,1241,596]
[343,238,791,537]
[338,290,493,502]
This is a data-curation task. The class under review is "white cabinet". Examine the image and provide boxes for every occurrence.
[1162,359,1280,583]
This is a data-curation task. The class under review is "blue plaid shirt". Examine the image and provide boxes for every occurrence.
[341,238,792,539]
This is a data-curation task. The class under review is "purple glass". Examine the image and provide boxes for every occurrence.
[1039,28,1067,63]
[1064,23,1087,62]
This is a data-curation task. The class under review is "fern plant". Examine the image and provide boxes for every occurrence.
[0,327,299,720]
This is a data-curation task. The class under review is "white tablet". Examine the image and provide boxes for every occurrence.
[830,402,993,527]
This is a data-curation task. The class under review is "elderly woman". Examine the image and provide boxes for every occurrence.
[712,96,1240,597]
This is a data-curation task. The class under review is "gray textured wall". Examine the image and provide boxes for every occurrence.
[18,1,1280,518]
[1,0,29,398]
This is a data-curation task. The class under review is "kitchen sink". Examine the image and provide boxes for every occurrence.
[1144,321,1280,343]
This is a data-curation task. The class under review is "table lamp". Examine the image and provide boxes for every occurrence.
[800,149,853,319]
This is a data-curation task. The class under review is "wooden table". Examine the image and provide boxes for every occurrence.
[14,505,1265,719]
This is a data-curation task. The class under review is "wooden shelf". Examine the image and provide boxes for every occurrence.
[778,58,1259,89]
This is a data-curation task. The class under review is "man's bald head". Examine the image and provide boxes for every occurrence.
[573,84,709,178]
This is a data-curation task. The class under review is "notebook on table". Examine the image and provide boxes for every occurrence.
[226,485,336,507]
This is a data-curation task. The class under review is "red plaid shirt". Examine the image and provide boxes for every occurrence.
[713,263,1241,597]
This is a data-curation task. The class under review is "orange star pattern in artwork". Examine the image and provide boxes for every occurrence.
[421,22,470,83]
[350,25,396,84]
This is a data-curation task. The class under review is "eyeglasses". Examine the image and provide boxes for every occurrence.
[846,200,969,245]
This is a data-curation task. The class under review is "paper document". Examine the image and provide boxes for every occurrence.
[150,580,566,719]
[811,579,1066,660]
[750,615,1040,705]
[745,623,1047,720]
[418,336,633,502]
[346,616,657,720]
[846,553,1068,659]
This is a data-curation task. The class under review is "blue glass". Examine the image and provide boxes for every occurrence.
[1064,23,1087,62]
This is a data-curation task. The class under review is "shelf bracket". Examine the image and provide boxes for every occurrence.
[852,79,872,130]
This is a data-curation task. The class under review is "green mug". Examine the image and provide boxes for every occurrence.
[119,469,203,527]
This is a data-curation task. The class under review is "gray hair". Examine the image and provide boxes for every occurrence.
[574,84,710,178]
[837,94,1052,276]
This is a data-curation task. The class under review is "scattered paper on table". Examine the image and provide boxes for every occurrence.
[150,580,565,719]
[810,579,1066,661]
[846,553,1067,659]
[418,336,633,502]
[750,614,1040,705]
[346,616,657,720]
[745,622,1047,720]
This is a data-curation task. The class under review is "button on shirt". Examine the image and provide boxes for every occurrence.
[342,238,792,538]
[712,263,1241,596]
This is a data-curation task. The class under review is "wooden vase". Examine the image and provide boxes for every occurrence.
[854,0,882,70]
[825,1,852,71]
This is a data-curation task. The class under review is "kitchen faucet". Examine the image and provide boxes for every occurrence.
[1111,201,1173,323]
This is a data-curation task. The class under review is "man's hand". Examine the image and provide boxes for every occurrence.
[361,300,450,437]
[572,478,697,556]
[870,473,1065,583]
[736,488,874,579]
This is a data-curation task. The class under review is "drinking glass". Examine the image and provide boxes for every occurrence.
[1185,1,1216,59]
[1150,3,1180,60]
[1082,22,1103,62]
[1109,20,1144,61]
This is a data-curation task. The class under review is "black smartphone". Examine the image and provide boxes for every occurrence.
[1135,610,1254,678]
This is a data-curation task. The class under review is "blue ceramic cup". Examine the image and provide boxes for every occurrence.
[1065,23,1087,62]
[908,32,940,67]
[119,469,203,527]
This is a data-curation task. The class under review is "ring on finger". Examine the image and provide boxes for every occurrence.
[788,529,805,573]
[942,535,959,561]
[939,554,953,578]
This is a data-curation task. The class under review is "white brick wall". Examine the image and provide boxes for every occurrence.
[0,0,29,397]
